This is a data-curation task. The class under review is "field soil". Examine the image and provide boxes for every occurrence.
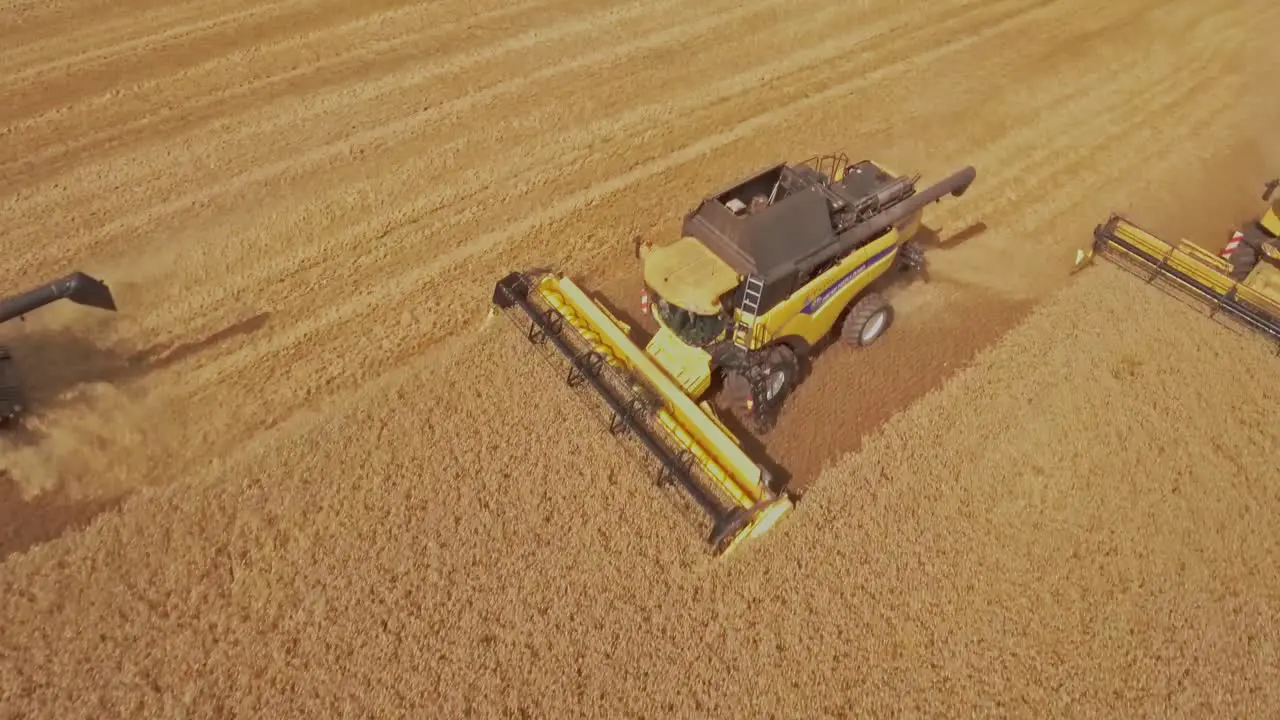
[2,0,1279,715]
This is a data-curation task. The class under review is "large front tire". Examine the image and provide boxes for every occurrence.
[750,345,798,435]
[715,345,799,434]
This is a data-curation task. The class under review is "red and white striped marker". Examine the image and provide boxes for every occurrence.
[639,289,651,315]
[1220,230,1244,259]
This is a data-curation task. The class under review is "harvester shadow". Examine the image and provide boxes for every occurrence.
[128,311,271,371]
[0,469,126,561]
[914,220,989,251]
[7,312,270,439]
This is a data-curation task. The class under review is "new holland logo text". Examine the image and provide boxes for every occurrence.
[801,246,896,315]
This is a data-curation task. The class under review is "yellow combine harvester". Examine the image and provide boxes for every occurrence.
[492,154,977,556]
[1074,179,1280,349]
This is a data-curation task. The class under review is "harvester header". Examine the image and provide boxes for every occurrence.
[1076,212,1280,350]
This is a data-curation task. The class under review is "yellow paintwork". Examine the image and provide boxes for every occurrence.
[644,326,715,397]
[639,226,907,400]
[752,230,904,350]
[639,161,920,393]
[1245,256,1280,300]
[531,274,772,511]
[718,494,795,558]
[641,236,740,315]
[740,158,917,350]
[699,400,739,439]
[639,157,917,355]
[1262,243,1280,263]
[1261,204,1280,237]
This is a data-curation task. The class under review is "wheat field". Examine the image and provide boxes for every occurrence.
[1,0,1279,715]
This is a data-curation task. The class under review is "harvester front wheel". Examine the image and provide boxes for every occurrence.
[749,345,799,434]
[758,345,798,405]
[841,292,893,347]
[716,345,799,434]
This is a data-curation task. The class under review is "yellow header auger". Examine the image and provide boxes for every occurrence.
[492,153,977,557]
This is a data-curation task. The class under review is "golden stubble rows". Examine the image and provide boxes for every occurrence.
[5,0,1273,501]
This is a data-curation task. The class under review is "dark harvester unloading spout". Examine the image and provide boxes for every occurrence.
[0,271,117,324]
[0,271,117,426]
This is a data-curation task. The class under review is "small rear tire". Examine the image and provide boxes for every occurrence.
[841,292,894,347]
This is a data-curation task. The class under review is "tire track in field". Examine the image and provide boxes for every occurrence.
[1,0,557,137]
[88,0,1016,442]
[0,0,311,84]
[110,0,915,351]
[0,1,439,127]
[0,0,804,270]
[9,0,825,306]
[0,0,255,67]
[0,0,595,183]
[17,0,1177,458]
[936,56,1245,296]
[944,52,1214,233]
[569,0,1213,310]
[371,0,1054,294]
[170,0,1049,395]
[130,0,1015,340]
[435,0,1201,330]
[0,0,690,230]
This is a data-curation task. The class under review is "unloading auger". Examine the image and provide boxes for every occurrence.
[0,271,118,425]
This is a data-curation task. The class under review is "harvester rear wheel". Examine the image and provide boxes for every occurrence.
[841,292,893,347]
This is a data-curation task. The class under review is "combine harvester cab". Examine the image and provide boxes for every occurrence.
[492,154,978,557]
[1075,207,1280,350]
[0,271,118,426]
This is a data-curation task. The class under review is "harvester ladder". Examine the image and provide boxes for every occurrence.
[733,276,765,350]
